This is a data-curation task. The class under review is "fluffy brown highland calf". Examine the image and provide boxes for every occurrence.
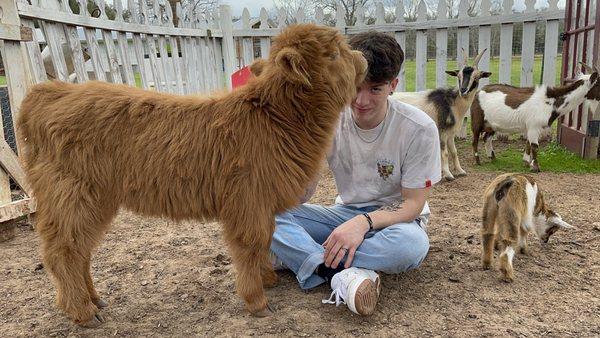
[17,24,367,327]
[481,173,573,282]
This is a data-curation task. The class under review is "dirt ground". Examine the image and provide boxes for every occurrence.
[1,141,599,337]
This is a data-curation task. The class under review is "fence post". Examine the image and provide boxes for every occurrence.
[220,5,235,90]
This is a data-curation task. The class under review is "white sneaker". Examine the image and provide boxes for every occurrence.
[322,267,380,315]
[269,251,287,271]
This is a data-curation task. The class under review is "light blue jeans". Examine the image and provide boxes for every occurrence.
[271,203,430,289]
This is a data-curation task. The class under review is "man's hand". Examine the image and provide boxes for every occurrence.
[323,216,369,269]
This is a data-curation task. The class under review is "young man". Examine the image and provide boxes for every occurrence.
[271,31,441,315]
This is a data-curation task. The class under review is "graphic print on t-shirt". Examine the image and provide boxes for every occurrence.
[376,158,395,181]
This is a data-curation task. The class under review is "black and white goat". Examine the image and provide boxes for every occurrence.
[578,62,600,113]
[471,71,599,172]
[392,49,491,181]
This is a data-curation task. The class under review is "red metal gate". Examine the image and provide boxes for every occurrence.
[559,0,600,158]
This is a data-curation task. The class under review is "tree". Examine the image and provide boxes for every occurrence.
[273,0,317,25]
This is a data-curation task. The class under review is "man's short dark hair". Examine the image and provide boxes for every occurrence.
[349,31,404,83]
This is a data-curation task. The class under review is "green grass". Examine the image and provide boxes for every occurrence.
[0,76,5,86]
[467,140,600,174]
[402,55,562,91]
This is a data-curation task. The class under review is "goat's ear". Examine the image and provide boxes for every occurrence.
[555,219,574,229]
[446,70,459,77]
[480,71,492,78]
[275,47,311,86]
[590,71,598,84]
[579,61,595,74]
[249,58,268,77]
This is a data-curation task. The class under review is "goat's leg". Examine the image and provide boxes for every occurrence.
[472,130,482,165]
[440,135,455,181]
[448,135,466,177]
[518,227,529,255]
[483,132,496,160]
[497,206,520,282]
[481,196,498,270]
[523,141,532,166]
[457,115,469,139]
[527,130,541,172]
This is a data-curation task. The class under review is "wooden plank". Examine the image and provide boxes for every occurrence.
[220,5,235,90]
[241,8,254,67]
[77,0,106,81]
[55,1,89,83]
[113,0,135,86]
[499,0,514,85]
[165,3,184,94]
[158,35,174,92]
[17,3,212,37]
[394,2,406,92]
[38,0,69,81]
[435,0,448,88]
[259,8,271,58]
[520,0,536,87]
[0,138,31,195]
[0,23,32,41]
[415,0,428,91]
[127,1,147,88]
[147,35,166,91]
[543,19,559,85]
[478,0,492,86]
[18,0,47,84]
[0,198,37,224]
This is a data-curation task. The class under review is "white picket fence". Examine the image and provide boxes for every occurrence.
[0,0,592,226]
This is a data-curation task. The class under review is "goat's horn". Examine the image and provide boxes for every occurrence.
[461,47,468,66]
[579,61,595,73]
[473,48,488,67]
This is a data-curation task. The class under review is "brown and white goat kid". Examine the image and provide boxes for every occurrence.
[578,62,600,113]
[391,49,491,181]
[471,71,599,172]
[481,173,573,282]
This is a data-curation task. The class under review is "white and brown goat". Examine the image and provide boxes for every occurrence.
[481,173,573,282]
[578,62,600,113]
[471,71,599,172]
[392,49,491,181]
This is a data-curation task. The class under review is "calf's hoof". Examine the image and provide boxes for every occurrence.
[251,304,274,318]
[78,313,105,328]
[93,298,108,309]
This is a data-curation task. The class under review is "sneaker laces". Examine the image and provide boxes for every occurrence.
[322,288,345,306]
[321,268,362,306]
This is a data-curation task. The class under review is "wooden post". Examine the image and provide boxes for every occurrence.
[220,4,235,90]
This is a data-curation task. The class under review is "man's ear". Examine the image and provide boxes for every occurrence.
[275,47,311,87]
[249,58,267,77]
[446,70,459,77]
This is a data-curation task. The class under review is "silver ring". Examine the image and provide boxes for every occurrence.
[340,247,348,252]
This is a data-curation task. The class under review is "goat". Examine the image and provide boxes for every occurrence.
[17,24,367,327]
[481,173,573,282]
[392,48,491,181]
[471,71,599,172]
[578,62,600,114]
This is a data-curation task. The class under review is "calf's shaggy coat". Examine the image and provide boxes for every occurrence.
[481,173,573,282]
[17,24,367,326]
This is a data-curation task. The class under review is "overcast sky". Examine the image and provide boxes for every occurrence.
[221,0,275,17]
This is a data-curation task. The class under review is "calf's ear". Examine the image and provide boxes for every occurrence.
[275,47,311,87]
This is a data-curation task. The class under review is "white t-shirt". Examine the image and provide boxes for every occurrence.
[327,98,441,218]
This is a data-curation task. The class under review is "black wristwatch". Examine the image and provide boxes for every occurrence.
[362,213,374,232]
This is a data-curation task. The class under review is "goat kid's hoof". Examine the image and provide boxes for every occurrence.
[93,298,108,309]
[482,262,492,270]
[79,313,105,328]
[530,166,540,173]
[444,175,455,182]
[251,304,274,318]
[455,171,467,177]
[502,276,514,283]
